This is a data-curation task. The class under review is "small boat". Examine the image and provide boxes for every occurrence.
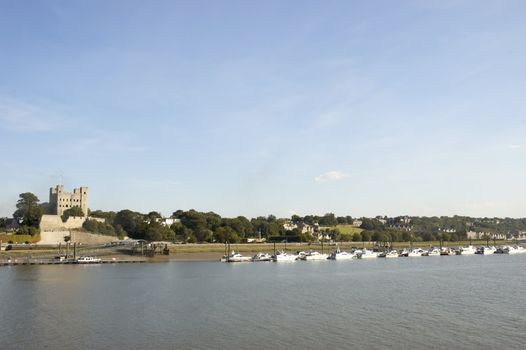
[221,251,252,262]
[385,250,399,258]
[76,256,102,264]
[408,248,425,257]
[358,249,378,259]
[476,246,496,255]
[329,248,356,260]
[425,248,441,257]
[440,247,455,256]
[303,251,329,261]
[399,249,409,257]
[273,251,297,262]
[458,246,476,255]
[252,252,272,262]
[503,246,526,255]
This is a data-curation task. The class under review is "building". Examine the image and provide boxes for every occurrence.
[159,218,181,226]
[282,221,316,235]
[49,185,88,217]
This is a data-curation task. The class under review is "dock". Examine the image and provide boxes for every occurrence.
[0,259,148,266]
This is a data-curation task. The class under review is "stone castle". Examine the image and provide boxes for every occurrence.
[49,185,89,217]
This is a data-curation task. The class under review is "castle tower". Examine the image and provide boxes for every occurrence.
[49,185,89,217]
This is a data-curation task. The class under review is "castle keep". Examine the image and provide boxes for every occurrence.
[49,185,88,217]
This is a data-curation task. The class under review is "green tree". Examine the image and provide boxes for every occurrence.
[61,206,85,222]
[319,213,338,226]
[147,211,162,221]
[361,230,372,242]
[291,214,302,223]
[352,232,362,242]
[13,192,43,229]
[113,210,146,238]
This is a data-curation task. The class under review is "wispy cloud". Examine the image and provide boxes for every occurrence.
[315,170,350,183]
[508,144,521,149]
[0,96,71,132]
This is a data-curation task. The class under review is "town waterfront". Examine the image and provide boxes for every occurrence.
[1,255,525,349]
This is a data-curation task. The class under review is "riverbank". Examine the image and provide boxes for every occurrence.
[0,240,516,264]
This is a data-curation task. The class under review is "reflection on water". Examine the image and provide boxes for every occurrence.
[1,256,526,349]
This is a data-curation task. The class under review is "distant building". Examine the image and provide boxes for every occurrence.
[389,224,413,231]
[283,221,316,234]
[467,231,506,240]
[160,218,181,226]
[49,185,88,217]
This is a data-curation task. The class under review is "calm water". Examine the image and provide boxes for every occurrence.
[1,255,525,349]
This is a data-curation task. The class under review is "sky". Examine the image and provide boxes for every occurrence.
[0,0,525,219]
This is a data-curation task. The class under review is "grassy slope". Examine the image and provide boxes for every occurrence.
[319,225,364,235]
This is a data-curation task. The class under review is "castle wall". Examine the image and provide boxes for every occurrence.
[38,230,115,245]
[40,214,87,231]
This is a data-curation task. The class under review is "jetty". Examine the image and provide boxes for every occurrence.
[0,258,148,266]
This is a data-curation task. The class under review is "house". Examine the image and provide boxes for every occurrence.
[159,218,181,226]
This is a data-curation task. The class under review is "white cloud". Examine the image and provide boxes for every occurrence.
[314,170,350,183]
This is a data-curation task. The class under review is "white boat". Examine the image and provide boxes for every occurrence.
[426,248,441,256]
[358,249,378,259]
[503,246,526,255]
[440,247,455,256]
[221,251,252,262]
[399,249,409,257]
[329,248,355,260]
[385,250,399,258]
[303,251,329,261]
[273,251,297,262]
[477,246,496,255]
[408,248,425,257]
[76,256,102,264]
[459,246,476,255]
[252,252,272,262]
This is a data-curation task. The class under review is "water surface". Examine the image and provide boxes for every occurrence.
[1,255,525,349]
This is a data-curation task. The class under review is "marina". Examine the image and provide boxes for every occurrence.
[220,244,526,262]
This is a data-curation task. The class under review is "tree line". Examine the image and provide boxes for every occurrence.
[2,192,526,243]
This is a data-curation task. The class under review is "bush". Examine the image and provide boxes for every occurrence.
[82,219,117,236]
[17,226,40,236]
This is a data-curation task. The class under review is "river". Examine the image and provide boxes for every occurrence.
[1,254,525,349]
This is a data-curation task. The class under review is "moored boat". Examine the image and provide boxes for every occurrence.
[273,251,297,262]
[476,246,496,255]
[358,249,378,259]
[458,245,476,255]
[76,256,102,264]
[440,247,455,256]
[408,248,425,257]
[329,248,355,260]
[252,252,272,262]
[426,248,441,256]
[385,250,399,258]
[303,251,329,261]
[502,246,526,255]
[399,249,409,257]
[221,251,252,262]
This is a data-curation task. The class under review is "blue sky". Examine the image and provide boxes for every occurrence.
[1,0,525,218]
